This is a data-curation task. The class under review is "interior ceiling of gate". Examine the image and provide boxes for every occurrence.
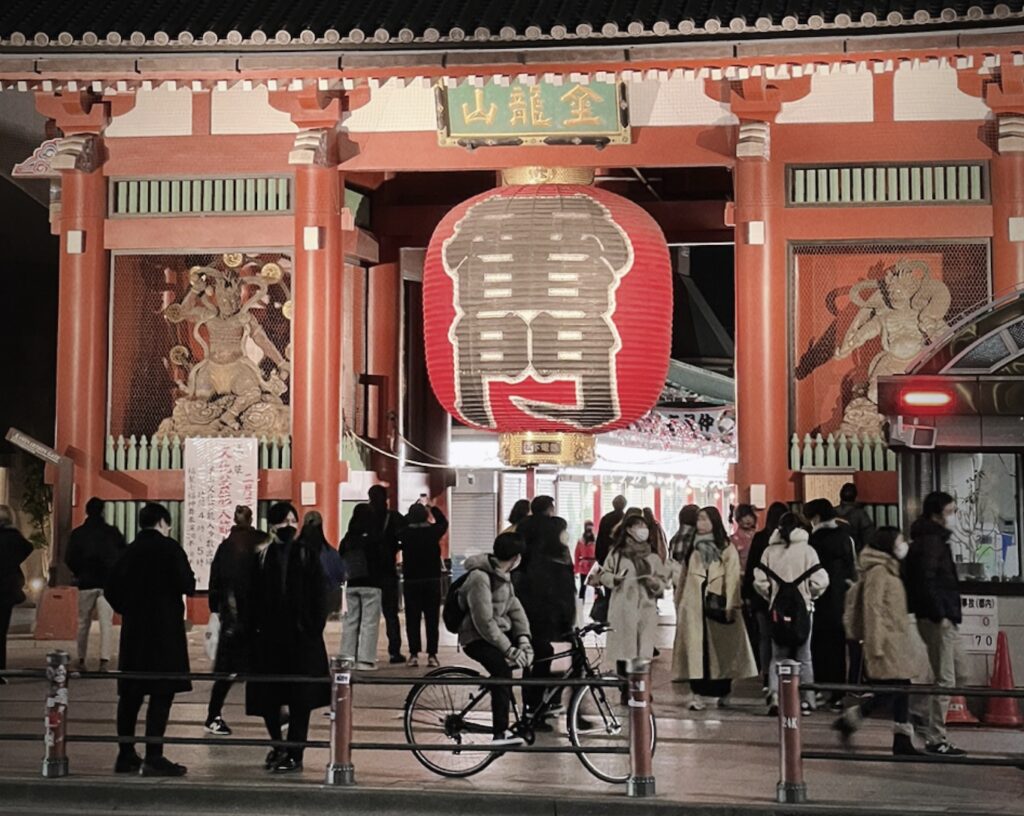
[374,166,734,244]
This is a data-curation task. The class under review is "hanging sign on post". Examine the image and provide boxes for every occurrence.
[183,437,258,589]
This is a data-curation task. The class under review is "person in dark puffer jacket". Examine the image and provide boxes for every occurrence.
[904,491,966,757]
[458,533,532,747]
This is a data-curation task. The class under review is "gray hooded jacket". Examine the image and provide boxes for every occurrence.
[458,553,531,652]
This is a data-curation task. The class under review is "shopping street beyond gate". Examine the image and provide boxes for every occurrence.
[1,623,1022,816]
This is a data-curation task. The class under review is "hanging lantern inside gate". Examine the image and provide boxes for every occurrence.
[423,166,672,467]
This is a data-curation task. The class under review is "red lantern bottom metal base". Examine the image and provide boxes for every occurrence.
[498,432,596,467]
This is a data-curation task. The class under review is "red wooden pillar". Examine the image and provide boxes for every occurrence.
[291,159,344,542]
[991,122,1024,297]
[368,262,401,506]
[54,142,107,525]
[732,112,791,505]
[983,70,1024,298]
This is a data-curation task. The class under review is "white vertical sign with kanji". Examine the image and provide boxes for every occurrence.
[960,595,998,654]
[183,437,258,590]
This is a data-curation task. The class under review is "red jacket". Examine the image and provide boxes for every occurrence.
[574,537,596,576]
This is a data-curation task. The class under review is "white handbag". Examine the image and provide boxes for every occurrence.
[204,612,220,662]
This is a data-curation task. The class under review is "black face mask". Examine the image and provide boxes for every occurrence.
[276,525,297,543]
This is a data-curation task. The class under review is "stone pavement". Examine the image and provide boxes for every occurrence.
[1,615,1023,815]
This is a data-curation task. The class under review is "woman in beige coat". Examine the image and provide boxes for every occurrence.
[672,507,757,709]
[833,526,919,755]
[591,513,671,672]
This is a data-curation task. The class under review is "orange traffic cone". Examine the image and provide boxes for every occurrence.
[946,695,979,725]
[983,631,1023,727]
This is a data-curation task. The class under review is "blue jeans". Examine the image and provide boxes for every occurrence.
[341,587,382,666]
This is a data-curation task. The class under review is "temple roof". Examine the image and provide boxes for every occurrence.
[0,0,1020,50]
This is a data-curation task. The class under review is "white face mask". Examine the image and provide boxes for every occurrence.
[630,526,650,543]
[893,539,909,560]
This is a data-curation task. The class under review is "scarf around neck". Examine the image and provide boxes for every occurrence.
[693,533,724,568]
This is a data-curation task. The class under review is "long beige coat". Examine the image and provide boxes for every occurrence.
[672,541,757,681]
[595,549,671,665]
[854,547,917,680]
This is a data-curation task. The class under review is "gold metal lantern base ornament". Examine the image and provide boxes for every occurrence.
[498,432,596,468]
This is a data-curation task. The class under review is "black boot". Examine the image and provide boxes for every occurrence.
[892,733,922,756]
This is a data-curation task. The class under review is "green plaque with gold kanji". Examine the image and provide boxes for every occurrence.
[437,79,629,147]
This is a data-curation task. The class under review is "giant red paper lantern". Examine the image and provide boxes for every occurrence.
[423,176,672,465]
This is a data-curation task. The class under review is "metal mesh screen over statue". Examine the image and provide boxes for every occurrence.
[791,241,990,439]
[422,183,672,465]
[109,251,293,442]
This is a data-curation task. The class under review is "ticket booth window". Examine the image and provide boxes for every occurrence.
[937,453,1021,582]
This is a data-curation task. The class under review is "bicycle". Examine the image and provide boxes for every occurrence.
[403,621,657,783]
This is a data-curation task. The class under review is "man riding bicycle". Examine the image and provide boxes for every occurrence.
[457,532,534,747]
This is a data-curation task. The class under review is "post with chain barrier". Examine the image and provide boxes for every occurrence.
[776,660,807,804]
[43,650,70,778]
[626,658,655,798]
[325,656,355,786]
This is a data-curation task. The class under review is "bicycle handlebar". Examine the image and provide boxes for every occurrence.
[569,621,610,638]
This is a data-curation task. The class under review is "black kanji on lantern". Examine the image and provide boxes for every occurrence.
[442,193,633,429]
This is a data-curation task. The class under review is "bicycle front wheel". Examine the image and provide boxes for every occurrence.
[567,680,657,784]
[403,667,501,778]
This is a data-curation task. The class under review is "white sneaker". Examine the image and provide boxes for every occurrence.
[688,695,706,711]
[488,731,525,747]
[407,655,419,668]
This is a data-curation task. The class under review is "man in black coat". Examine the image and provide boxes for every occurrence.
[367,485,405,664]
[905,491,966,757]
[595,494,626,566]
[0,505,32,683]
[398,502,449,667]
[245,501,330,773]
[66,497,126,670]
[804,498,858,710]
[105,503,195,777]
[836,482,876,552]
[204,504,267,735]
[514,495,576,721]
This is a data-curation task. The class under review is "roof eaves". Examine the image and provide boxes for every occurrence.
[0,9,1020,53]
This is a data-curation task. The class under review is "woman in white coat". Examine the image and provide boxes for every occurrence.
[672,506,757,709]
[590,512,671,672]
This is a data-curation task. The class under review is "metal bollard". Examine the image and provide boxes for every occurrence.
[776,660,807,804]
[625,658,655,798]
[325,656,355,786]
[43,650,70,778]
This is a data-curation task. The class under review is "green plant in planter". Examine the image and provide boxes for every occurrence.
[950,461,1000,579]
[21,458,53,554]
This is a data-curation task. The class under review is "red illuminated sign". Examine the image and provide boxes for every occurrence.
[899,388,954,411]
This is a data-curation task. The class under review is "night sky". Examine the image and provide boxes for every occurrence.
[1,179,57,460]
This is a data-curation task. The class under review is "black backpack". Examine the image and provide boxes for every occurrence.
[442,569,498,634]
[756,564,823,649]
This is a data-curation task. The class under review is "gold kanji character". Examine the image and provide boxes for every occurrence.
[529,85,551,127]
[509,86,527,126]
[461,88,497,125]
[561,84,604,127]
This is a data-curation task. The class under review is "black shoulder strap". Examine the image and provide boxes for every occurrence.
[755,563,784,584]
[794,564,824,584]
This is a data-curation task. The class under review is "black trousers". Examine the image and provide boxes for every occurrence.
[463,640,512,737]
[812,626,848,699]
[264,704,312,761]
[381,577,403,658]
[858,677,910,729]
[0,603,13,672]
[403,579,441,656]
[116,691,174,759]
[207,679,233,723]
[524,639,561,713]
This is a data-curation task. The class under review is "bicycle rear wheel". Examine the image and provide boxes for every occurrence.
[403,667,501,778]
[567,681,656,784]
